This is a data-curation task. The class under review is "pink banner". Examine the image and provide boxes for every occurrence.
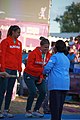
[0,19,48,49]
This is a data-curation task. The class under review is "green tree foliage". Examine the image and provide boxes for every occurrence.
[55,2,80,32]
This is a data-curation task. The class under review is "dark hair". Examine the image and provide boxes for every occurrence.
[65,40,69,43]
[23,49,26,53]
[76,35,80,41]
[39,36,50,46]
[0,31,1,39]
[28,50,32,53]
[7,25,20,37]
[55,40,66,53]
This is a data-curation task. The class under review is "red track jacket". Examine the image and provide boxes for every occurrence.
[1,36,22,72]
[0,43,2,71]
[24,47,51,77]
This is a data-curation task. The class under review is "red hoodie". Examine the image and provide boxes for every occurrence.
[0,43,2,71]
[24,47,51,77]
[1,36,22,72]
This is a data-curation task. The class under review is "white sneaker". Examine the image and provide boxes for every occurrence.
[3,110,14,118]
[32,110,44,117]
[25,110,32,117]
[0,113,4,118]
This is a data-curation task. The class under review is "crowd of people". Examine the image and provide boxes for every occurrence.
[0,26,80,120]
[65,36,80,73]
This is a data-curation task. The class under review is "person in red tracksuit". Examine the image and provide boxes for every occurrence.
[0,31,16,79]
[0,31,2,72]
[0,25,22,118]
[23,36,51,118]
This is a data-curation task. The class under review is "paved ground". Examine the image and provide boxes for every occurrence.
[1,96,80,120]
[9,96,80,114]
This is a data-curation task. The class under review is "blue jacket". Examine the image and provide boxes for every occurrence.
[67,53,76,70]
[43,52,70,91]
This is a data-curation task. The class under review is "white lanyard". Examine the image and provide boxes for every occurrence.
[42,54,46,65]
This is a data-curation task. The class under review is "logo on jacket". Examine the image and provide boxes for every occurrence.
[10,45,20,49]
